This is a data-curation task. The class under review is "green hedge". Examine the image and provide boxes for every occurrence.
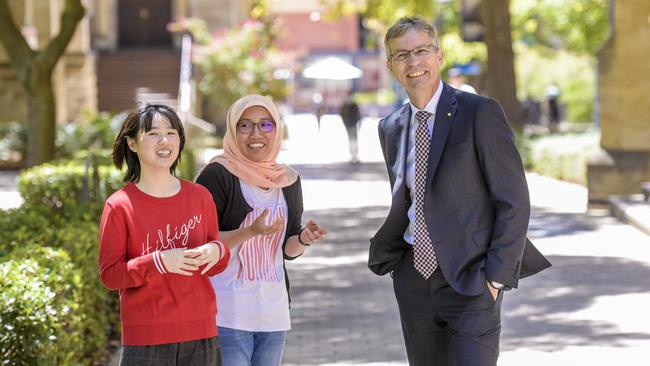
[0,246,85,366]
[0,207,119,365]
[18,150,198,213]
[17,161,122,212]
[520,129,599,185]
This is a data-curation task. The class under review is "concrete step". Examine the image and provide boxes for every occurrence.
[609,194,650,236]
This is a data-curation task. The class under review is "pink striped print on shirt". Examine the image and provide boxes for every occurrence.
[237,207,286,282]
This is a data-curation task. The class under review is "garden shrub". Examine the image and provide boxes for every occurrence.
[17,160,122,212]
[0,246,85,366]
[0,209,119,364]
[522,129,599,185]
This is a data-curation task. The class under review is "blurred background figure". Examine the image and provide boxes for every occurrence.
[521,95,542,126]
[311,93,324,130]
[545,83,561,132]
[447,67,477,94]
[339,93,361,163]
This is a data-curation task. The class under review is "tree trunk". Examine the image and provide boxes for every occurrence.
[26,63,57,166]
[0,0,84,166]
[481,0,522,131]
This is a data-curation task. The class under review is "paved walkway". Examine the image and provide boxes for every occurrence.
[279,115,650,365]
[3,114,650,365]
[0,170,22,209]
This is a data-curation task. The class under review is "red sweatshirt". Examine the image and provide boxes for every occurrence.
[98,180,230,346]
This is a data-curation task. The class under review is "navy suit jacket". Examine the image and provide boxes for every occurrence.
[369,83,550,296]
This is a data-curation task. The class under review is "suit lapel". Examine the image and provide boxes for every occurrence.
[391,105,411,196]
[426,83,458,187]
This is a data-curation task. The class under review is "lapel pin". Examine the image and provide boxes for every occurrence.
[447,112,451,117]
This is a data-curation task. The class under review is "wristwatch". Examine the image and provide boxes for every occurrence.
[489,281,504,290]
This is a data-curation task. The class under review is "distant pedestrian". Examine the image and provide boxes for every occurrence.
[340,93,361,162]
[546,83,561,132]
[98,104,230,366]
[447,67,477,94]
[196,94,328,366]
[312,92,324,130]
[370,17,551,366]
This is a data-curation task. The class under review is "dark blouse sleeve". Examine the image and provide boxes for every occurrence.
[286,176,303,238]
[283,176,304,260]
[195,163,230,220]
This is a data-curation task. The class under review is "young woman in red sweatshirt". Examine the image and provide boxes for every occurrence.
[98,104,230,366]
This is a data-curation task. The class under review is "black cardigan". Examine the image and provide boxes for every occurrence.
[195,162,304,302]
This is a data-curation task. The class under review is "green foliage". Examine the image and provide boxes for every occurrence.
[325,0,436,34]
[521,129,599,184]
[0,206,119,364]
[0,205,53,257]
[515,44,595,122]
[439,32,486,77]
[0,121,27,164]
[56,110,119,159]
[17,160,122,212]
[511,0,610,54]
[177,147,197,180]
[353,88,397,106]
[169,17,299,128]
[0,246,85,366]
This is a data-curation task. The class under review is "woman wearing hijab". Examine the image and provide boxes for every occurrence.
[196,94,327,366]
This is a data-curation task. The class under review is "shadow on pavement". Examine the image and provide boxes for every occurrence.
[529,208,605,238]
[284,205,408,365]
[503,254,650,351]
[293,162,388,182]
[285,202,650,363]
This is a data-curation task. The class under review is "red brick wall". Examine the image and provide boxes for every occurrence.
[275,13,359,52]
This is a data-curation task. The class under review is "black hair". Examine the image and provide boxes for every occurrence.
[112,104,185,183]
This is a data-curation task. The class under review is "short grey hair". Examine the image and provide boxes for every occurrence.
[384,16,440,60]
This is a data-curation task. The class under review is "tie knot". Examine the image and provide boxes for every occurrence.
[416,110,432,124]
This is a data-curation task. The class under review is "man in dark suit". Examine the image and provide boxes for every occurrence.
[369,17,551,366]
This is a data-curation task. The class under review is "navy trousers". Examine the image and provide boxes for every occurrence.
[393,249,503,366]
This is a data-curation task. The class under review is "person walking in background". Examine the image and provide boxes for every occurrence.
[545,83,561,132]
[368,17,551,366]
[312,92,325,131]
[340,93,362,162]
[196,94,327,366]
[447,67,477,94]
[98,104,230,366]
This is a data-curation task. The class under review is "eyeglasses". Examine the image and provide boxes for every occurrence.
[236,120,276,134]
[390,44,437,63]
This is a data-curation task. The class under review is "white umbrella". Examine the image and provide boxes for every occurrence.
[302,56,362,80]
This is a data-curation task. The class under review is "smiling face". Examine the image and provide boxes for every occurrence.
[128,113,180,174]
[387,28,444,109]
[235,106,277,162]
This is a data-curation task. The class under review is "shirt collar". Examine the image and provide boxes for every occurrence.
[409,80,444,118]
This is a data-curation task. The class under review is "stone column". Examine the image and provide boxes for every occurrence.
[587,0,650,202]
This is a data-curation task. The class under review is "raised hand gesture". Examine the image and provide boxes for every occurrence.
[299,219,327,246]
[250,208,285,236]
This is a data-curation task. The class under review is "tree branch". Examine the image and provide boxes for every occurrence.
[0,0,34,75]
[40,0,85,70]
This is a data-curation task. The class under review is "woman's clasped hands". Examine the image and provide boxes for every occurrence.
[160,242,225,276]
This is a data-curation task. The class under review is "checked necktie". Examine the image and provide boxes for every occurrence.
[413,110,438,279]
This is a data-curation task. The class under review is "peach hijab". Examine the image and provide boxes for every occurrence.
[207,94,298,188]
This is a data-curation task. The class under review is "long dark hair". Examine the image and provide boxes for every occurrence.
[112,104,186,183]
